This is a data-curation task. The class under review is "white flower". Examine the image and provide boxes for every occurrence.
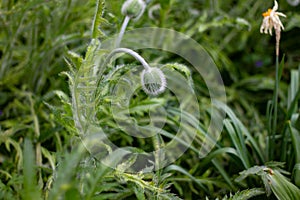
[260,0,286,36]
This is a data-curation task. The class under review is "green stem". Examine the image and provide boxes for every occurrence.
[152,133,164,198]
[270,55,279,160]
[152,134,161,170]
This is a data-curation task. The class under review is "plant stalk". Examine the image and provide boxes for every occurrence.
[115,16,131,48]
[103,48,151,70]
[270,55,279,160]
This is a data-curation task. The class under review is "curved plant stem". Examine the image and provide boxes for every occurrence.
[103,48,151,70]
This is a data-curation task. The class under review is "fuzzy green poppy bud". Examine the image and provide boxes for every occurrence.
[121,0,146,21]
[141,67,167,96]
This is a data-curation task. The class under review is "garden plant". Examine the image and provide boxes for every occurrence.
[1,0,300,199]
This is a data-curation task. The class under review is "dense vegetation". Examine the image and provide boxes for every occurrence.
[1,0,300,199]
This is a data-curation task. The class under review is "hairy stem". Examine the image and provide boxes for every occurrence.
[115,16,131,48]
[103,48,151,70]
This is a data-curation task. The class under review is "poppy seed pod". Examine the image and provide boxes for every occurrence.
[141,67,167,96]
[121,0,146,21]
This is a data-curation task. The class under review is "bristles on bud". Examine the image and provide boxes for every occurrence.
[121,0,146,21]
[141,67,167,96]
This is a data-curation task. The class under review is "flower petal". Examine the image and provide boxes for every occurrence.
[276,12,286,17]
[273,0,278,11]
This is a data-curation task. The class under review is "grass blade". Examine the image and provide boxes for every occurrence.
[165,164,208,193]
[289,122,300,187]
[22,139,42,200]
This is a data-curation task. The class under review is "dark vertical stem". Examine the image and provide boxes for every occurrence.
[270,55,279,160]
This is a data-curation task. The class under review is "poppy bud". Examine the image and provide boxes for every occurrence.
[141,67,167,96]
[121,0,146,21]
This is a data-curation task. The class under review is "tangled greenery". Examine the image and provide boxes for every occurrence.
[1,0,300,199]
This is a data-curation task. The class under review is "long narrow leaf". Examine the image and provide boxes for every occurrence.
[22,139,42,200]
[165,164,208,193]
[216,101,265,164]
[289,122,300,187]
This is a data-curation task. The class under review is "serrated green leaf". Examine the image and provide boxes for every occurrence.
[229,188,265,200]
[92,0,107,39]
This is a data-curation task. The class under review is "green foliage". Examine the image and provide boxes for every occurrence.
[236,162,300,199]
[92,0,108,39]
[214,188,265,200]
[1,0,300,199]
[22,139,42,200]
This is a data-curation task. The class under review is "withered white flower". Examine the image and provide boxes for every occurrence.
[260,0,286,56]
[260,0,286,36]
